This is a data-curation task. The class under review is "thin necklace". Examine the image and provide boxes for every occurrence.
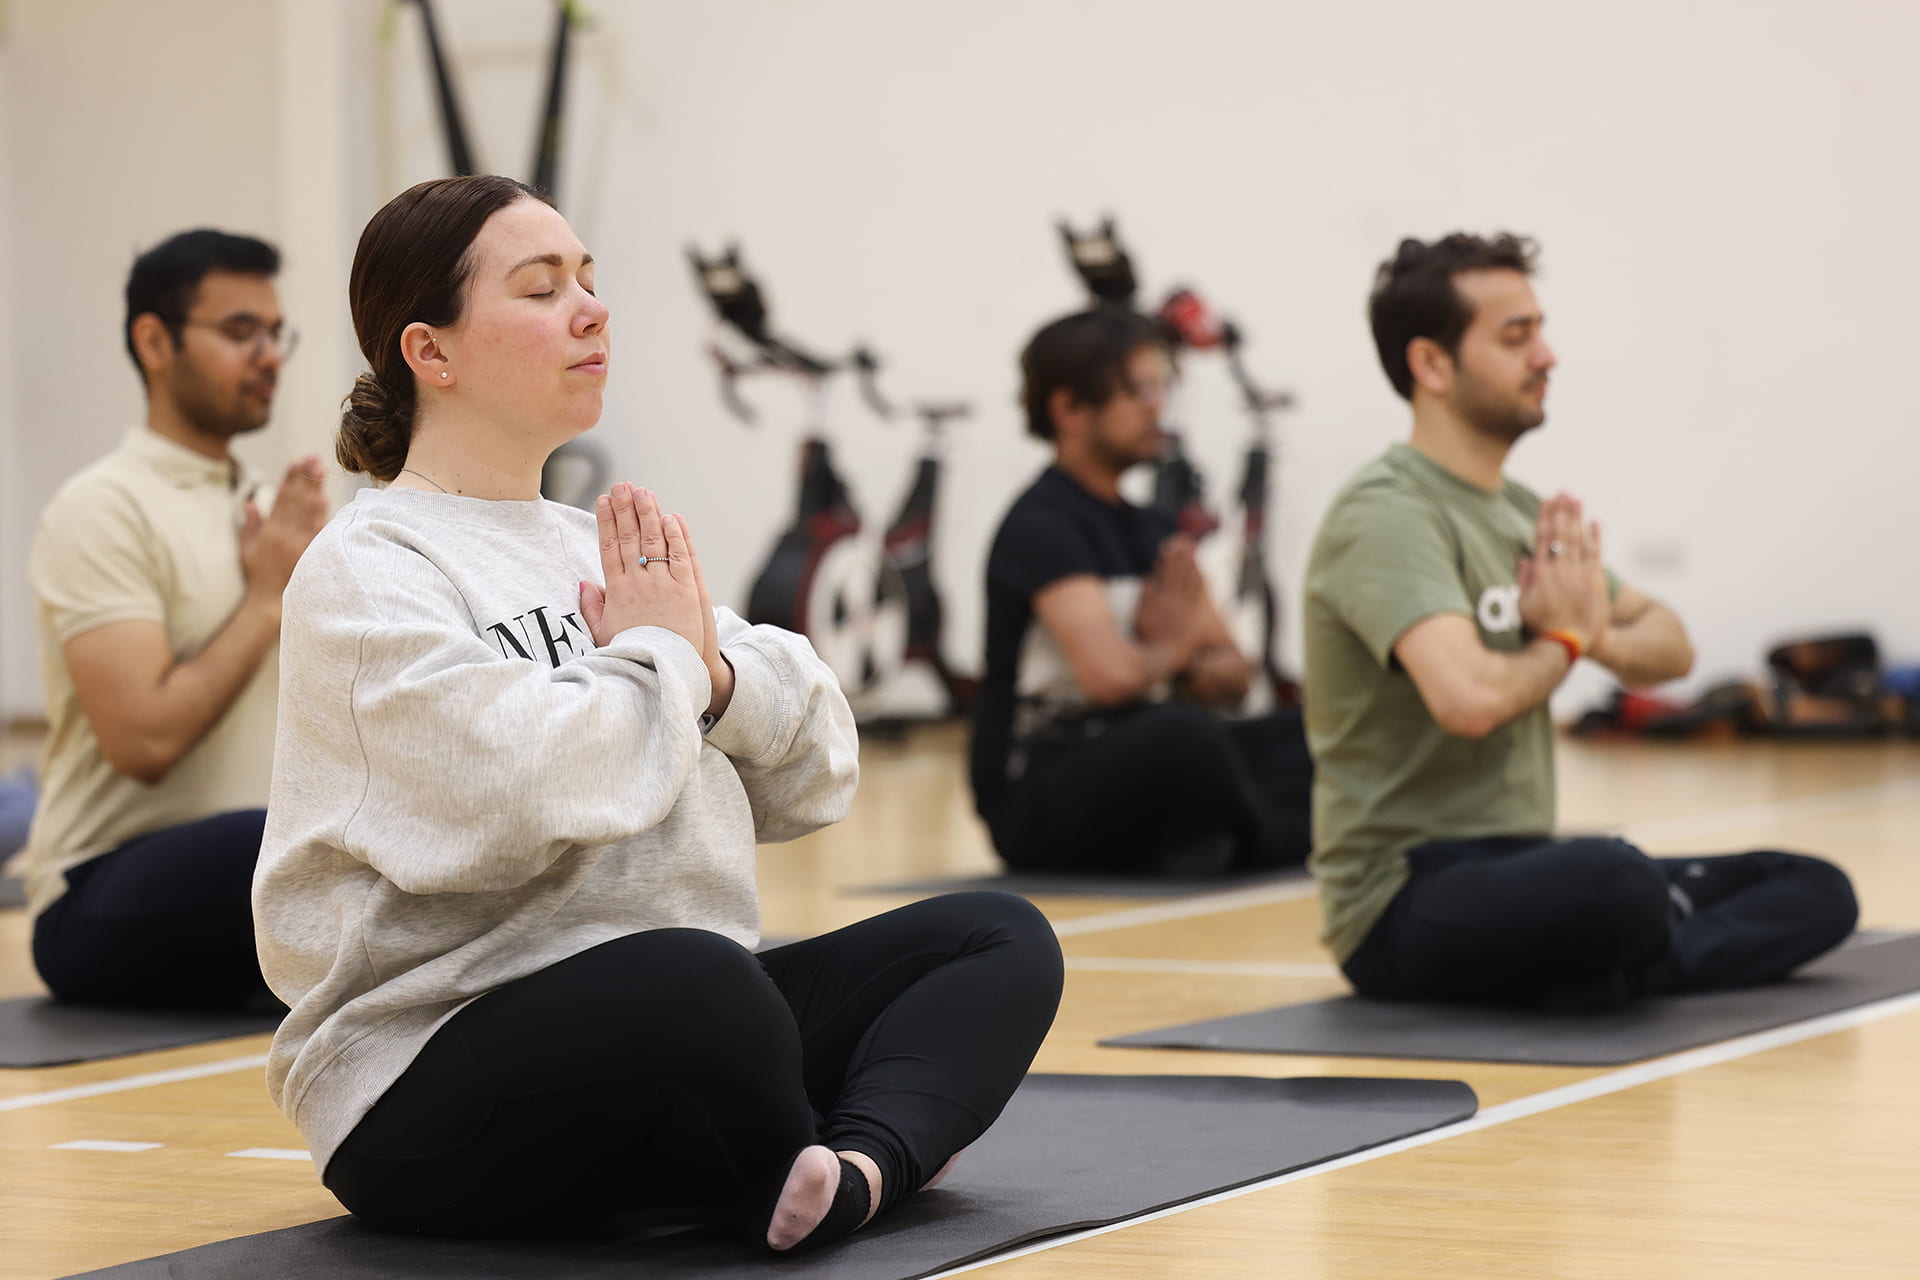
[399,467,450,494]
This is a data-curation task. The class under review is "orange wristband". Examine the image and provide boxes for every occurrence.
[1538,629,1584,666]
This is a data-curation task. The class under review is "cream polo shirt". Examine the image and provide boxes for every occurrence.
[18,427,280,916]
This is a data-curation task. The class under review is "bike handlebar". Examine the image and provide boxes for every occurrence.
[912,401,972,431]
[703,342,760,424]
[1219,321,1296,421]
[690,243,894,424]
[848,346,894,420]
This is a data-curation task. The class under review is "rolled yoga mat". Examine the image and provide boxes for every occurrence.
[0,997,280,1068]
[1102,931,1920,1067]
[67,1072,1477,1280]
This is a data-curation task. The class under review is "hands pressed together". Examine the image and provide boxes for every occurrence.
[582,482,734,719]
[241,456,330,618]
[1517,492,1611,656]
[1134,534,1210,665]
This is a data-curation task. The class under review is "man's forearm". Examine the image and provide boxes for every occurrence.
[1398,613,1584,740]
[1458,638,1577,737]
[1589,609,1694,688]
[144,595,282,774]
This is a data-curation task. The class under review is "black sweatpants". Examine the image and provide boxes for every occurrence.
[31,809,269,1008]
[989,704,1313,874]
[323,891,1065,1239]
[1340,835,1860,1008]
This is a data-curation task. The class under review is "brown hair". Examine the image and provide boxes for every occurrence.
[1018,305,1165,441]
[337,175,545,480]
[1368,232,1539,401]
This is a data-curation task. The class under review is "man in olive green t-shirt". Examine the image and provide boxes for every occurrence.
[1301,232,1857,1008]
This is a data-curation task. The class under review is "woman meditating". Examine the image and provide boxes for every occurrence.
[253,174,1063,1251]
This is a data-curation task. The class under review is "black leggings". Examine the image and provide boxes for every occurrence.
[1341,836,1860,1008]
[31,809,269,1008]
[990,704,1313,874]
[323,891,1064,1239]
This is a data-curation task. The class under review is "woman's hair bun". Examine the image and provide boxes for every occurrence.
[336,371,413,482]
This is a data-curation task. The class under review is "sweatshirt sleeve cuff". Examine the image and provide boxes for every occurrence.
[702,640,786,763]
[605,625,712,724]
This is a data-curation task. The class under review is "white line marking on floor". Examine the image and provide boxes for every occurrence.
[0,773,1907,1258]
[0,1054,268,1115]
[1064,956,1341,979]
[226,1148,311,1161]
[50,1139,163,1152]
[1051,879,1318,938]
[921,987,1920,1278]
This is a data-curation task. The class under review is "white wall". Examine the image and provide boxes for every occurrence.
[0,0,375,718]
[8,0,1918,719]
[373,0,1920,714]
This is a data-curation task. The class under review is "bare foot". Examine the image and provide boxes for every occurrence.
[920,1147,966,1192]
[766,1145,839,1251]
[836,1149,883,1225]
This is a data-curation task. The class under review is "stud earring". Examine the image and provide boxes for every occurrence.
[440,371,449,379]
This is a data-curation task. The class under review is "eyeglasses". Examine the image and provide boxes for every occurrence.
[1123,377,1171,405]
[182,315,300,362]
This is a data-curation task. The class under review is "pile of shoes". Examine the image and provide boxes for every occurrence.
[1573,631,1918,741]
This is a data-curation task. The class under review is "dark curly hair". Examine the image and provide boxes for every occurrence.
[1368,232,1538,401]
[1018,305,1165,441]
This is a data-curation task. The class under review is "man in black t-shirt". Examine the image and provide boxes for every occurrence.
[969,307,1312,874]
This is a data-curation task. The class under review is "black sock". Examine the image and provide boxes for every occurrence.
[759,1154,871,1255]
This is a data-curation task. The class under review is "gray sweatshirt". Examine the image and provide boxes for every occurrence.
[254,487,859,1170]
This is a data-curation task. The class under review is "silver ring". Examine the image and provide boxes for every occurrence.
[1547,541,1566,558]
[636,556,662,569]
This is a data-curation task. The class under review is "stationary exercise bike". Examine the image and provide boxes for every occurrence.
[392,0,609,508]
[688,244,917,710]
[1165,294,1302,711]
[688,248,977,718]
[882,400,977,715]
[1056,217,1299,708]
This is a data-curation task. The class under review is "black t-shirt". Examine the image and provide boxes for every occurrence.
[968,466,1177,817]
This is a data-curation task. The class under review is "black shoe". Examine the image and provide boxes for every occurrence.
[1664,856,1769,913]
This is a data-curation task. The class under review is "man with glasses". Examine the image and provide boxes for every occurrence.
[968,306,1313,877]
[19,229,328,1008]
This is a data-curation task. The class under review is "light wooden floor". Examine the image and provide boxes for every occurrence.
[3,723,1919,1278]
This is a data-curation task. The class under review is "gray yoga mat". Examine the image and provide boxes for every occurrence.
[1102,931,1920,1067]
[0,874,24,910]
[67,1072,1477,1280]
[849,864,1311,899]
[0,996,280,1068]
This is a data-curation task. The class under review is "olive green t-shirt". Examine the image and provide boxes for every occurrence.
[1302,444,1561,962]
